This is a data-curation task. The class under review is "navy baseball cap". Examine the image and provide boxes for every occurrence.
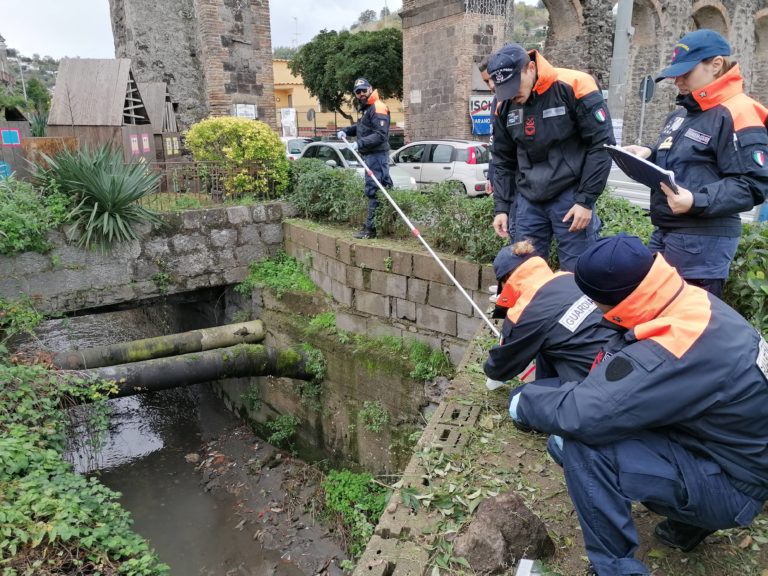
[656,29,731,81]
[353,77,371,92]
[574,234,654,306]
[487,44,531,102]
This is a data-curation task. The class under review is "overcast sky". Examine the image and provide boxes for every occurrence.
[2,0,536,59]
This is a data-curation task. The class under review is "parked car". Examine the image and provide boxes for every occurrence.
[299,141,417,190]
[390,139,490,196]
[281,136,313,161]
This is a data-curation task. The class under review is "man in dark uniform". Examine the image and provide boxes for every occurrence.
[338,77,392,240]
[488,43,615,271]
[509,234,768,576]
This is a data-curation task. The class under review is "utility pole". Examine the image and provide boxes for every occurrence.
[607,0,634,146]
[292,17,299,48]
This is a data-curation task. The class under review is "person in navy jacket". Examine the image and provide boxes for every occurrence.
[509,234,768,576]
[624,29,768,297]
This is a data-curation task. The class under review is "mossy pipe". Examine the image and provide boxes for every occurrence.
[52,320,265,369]
[78,343,316,398]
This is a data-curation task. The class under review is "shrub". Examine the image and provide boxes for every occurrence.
[185,117,289,197]
[0,176,70,255]
[35,146,162,251]
[359,400,389,433]
[723,222,768,335]
[265,414,301,447]
[285,159,364,223]
[597,191,654,242]
[235,251,317,298]
[321,470,388,558]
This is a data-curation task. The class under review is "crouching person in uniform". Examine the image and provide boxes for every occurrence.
[337,77,393,240]
[484,239,614,385]
[508,234,768,576]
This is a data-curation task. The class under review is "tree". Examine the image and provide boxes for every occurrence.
[380,6,391,19]
[273,45,299,59]
[289,28,403,122]
[25,78,50,113]
[358,9,377,25]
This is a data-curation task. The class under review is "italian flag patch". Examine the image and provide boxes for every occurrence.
[594,108,607,123]
[753,150,765,167]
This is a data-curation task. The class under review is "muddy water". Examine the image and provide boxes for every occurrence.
[26,308,304,576]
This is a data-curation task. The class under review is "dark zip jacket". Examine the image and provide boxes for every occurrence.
[341,90,390,155]
[516,256,768,500]
[492,50,615,214]
[649,65,768,236]
[484,257,613,383]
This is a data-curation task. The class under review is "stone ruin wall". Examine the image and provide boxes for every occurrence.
[109,0,276,130]
[402,0,768,144]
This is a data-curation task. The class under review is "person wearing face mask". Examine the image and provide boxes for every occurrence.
[488,43,615,271]
[337,77,392,240]
[624,29,768,297]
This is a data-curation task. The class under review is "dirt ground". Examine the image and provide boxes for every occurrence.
[192,425,348,576]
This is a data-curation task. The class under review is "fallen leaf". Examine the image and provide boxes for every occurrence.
[739,535,753,549]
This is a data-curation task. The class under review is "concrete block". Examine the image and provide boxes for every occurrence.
[234,242,267,265]
[423,423,470,454]
[317,233,337,258]
[355,290,391,317]
[292,227,319,251]
[480,264,497,292]
[457,313,483,341]
[311,252,332,276]
[446,341,468,368]
[416,303,457,336]
[428,281,473,316]
[413,251,453,283]
[353,536,429,576]
[370,270,407,299]
[435,401,481,427]
[390,250,413,276]
[368,320,403,340]
[407,277,428,304]
[346,266,367,291]
[354,244,390,271]
[330,279,353,306]
[327,258,347,282]
[224,266,249,284]
[252,204,268,223]
[260,223,283,245]
[310,268,333,295]
[336,238,353,265]
[394,298,416,322]
[171,234,207,254]
[336,310,369,334]
[454,258,480,291]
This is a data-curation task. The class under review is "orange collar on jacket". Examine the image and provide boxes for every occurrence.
[531,50,557,96]
[602,256,711,358]
[692,64,743,111]
[496,257,567,323]
[367,90,381,105]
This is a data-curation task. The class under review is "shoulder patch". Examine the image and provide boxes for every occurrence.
[758,335,768,381]
[558,295,597,333]
[594,107,607,123]
[605,356,634,381]
[753,150,765,167]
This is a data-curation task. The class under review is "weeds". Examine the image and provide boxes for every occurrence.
[235,251,316,298]
[359,400,389,433]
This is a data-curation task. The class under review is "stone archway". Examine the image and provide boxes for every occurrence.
[752,10,768,101]
[691,1,731,36]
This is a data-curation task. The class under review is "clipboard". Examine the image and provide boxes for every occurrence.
[605,144,678,194]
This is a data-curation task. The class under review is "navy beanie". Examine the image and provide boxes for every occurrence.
[574,234,654,306]
[493,245,532,281]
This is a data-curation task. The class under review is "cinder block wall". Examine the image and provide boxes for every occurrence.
[283,222,497,366]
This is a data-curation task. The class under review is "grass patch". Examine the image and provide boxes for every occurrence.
[235,251,317,298]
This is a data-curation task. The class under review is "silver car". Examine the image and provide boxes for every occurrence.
[299,141,418,190]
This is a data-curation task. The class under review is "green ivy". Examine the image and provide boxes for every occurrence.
[264,414,301,448]
[359,401,389,433]
[321,470,388,558]
[723,222,768,336]
[0,363,168,574]
[0,296,45,351]
[235,251,317,298]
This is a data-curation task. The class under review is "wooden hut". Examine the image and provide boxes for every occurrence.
[0,106,30,178]
[48,58,155,162]
[138,81,182,162]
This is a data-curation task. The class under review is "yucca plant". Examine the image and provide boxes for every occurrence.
[28,110,48,137]
[37,146,162,251]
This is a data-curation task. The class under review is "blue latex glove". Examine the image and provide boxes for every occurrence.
[337,130,346,140]
[508,386,525,422]
[349,142,358,151]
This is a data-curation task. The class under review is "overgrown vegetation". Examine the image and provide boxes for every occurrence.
[264,414,301,448]
[287,158,365,224]
[0,357,167,574]
[185,117,289,198]
[34,146,162,251]
[235,250,317,298]
[321,470,389,558]
[0,296,45,355]
[359,400,389,433]
[0,176,70,255]
[724,222,768,336]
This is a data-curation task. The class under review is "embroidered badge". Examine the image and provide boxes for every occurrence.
[558,295,597,333]
[684,128,711,145]
[658,136,673,151]
[594,108,607,123]
[542,106,566,118]
[524,116,536,136]
[754,150,766,167]
[757,336,768,380]
[380,119,386,127]
[507,109,523,126]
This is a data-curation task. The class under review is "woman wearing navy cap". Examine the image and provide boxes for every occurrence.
[625,29,768,297]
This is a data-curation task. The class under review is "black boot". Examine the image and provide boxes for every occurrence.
[654,519,715,552]
[353,227,376,239]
